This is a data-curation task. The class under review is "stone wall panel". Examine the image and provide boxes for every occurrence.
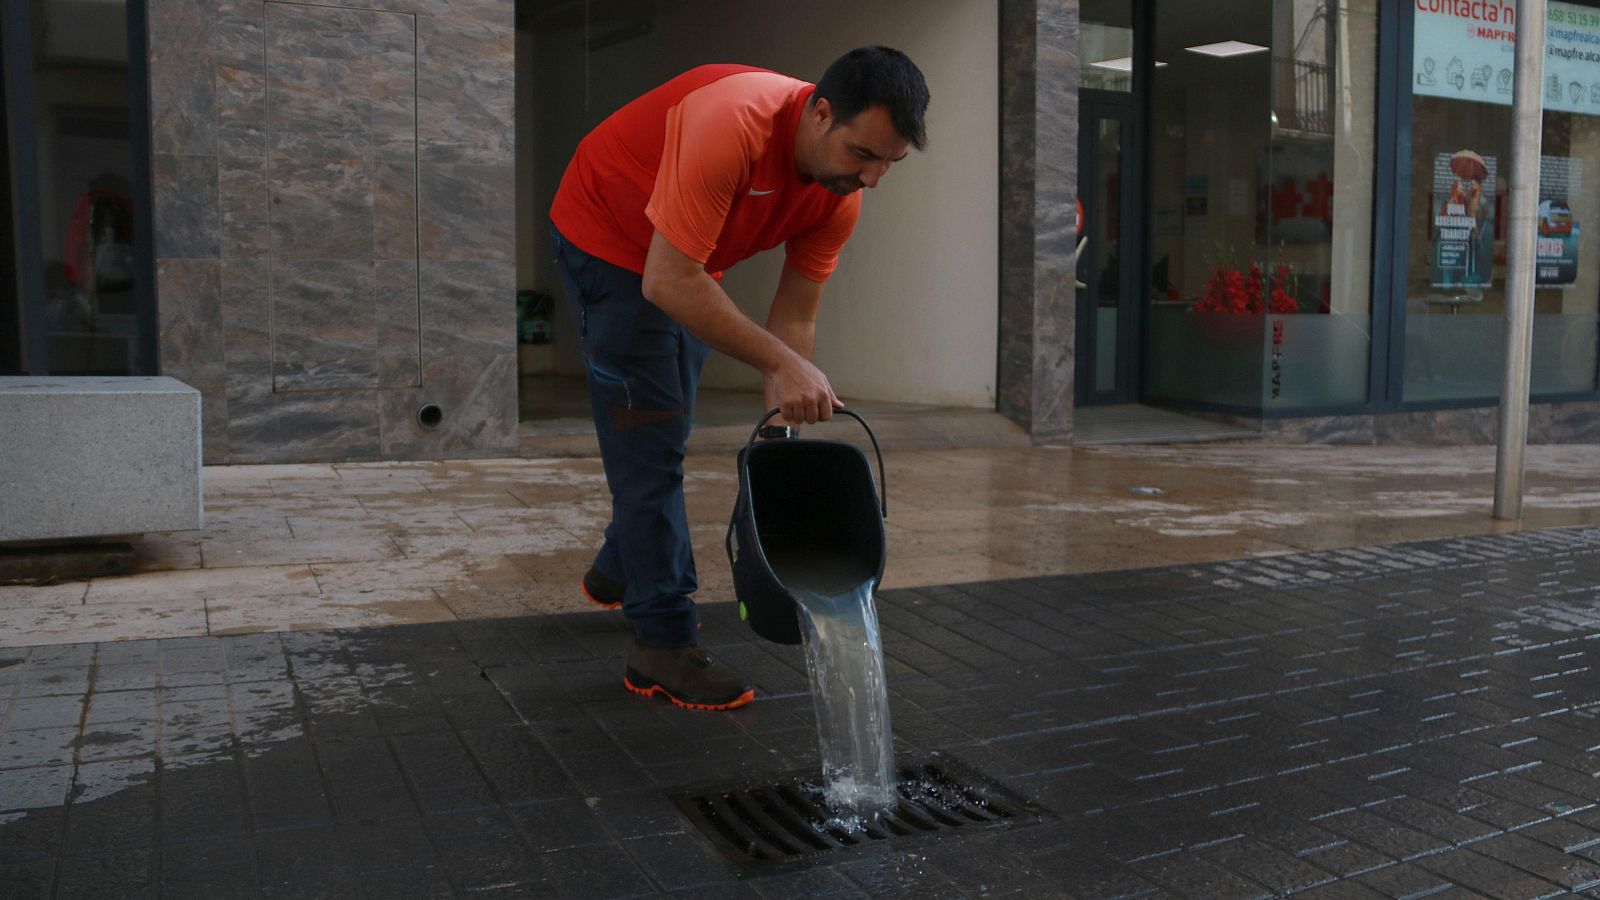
[153,155,221,259]
[271,260,380,391]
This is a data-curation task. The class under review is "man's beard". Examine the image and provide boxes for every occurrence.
[819,174,864,195]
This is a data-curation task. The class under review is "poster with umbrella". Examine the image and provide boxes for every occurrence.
[1431,148,1496,289]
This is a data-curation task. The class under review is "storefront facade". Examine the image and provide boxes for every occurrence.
[5,0,1598,464]
[1034,0,1600,442]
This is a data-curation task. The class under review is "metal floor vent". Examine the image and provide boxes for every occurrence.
[672,756,1050,867]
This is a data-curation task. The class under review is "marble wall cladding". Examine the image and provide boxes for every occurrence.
[998,0,1038,429]
[216,63,267,160]
[153,155,221,259]
[268,159,377,260]
[1375,407,1501,445]
[219,157,270,258]
[227,385,384,464]
[156,260,223,378]
[373,14,420,162]
[148,0,217,156]
[419,164,515,260]
[997,0,1079,442]
[156,260,228,463]
[375,163,420,259]
[271,260,380,391]
[376,261,422,387]
[1262,414,1378,445]
[221,260,271,370]
[1252,402,1600,445]
[215,0,265,68]
[415,16,515,164]
[1532,400,1600,442]
[378,261,515,458]
[151,0,515,463]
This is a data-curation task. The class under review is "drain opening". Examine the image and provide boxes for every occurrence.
[672,755,1049,868]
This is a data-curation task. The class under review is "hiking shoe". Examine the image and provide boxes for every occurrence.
[624,643,755,711]
[581,565,624,610]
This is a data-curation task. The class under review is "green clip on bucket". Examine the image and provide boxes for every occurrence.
[725,408,888,645]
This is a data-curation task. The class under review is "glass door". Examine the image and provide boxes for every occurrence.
[1077,91,1141,405]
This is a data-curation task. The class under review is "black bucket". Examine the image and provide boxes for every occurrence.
[725,409,888,645]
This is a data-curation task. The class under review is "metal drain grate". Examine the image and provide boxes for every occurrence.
[672,755,1049,867]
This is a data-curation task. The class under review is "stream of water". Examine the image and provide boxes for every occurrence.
[765,546,897,818]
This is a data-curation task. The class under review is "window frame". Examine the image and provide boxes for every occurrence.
[1383,0,1600,412]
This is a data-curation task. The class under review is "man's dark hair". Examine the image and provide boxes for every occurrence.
[814,46,929,151]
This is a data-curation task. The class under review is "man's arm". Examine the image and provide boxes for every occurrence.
[641,230,840,423]
[763,262,826,422]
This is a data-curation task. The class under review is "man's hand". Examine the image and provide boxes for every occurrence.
[764,357,841,425]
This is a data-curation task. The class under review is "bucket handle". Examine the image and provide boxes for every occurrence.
[746,408,887,518]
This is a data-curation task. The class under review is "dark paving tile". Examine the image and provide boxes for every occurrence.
[0,807,64,865]
[458,725,578,803]
[158,835,258,899]
[1466,832,1600,891]
[433,829,545,893]
[53,848,154,899]
[0,726,77,769]
[243,740,336,832]
[316,737,416,823]
[672,884,764,900]
[0,859,54,900]
[62,758,158,856]
[0,764,73,812]
[621,830,737,891]
[542,843,655,898]
[1293,877,1392,898]
[1354,859,1460,897]
[507,796,609,851]
[357,869,456,899]
[749,864,864,898]
[1413,846,1570,899]
[254,826,357,889]
[6,695,87,731]
[1193,835,1338,894]
[338,819,439,876]
[159,750,250,845]
[389,730,498,814]
[585,787,690,840]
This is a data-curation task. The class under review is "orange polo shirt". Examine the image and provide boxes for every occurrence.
[550,64,861,282]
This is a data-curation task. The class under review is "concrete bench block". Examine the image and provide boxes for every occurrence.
[0,377,203,543]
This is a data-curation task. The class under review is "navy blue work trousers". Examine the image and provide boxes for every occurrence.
[550,227,711,647]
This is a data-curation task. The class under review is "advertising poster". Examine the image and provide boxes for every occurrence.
[1431,149,1497,288]
[1414,1,1600,116]
[1537,156,1583,287]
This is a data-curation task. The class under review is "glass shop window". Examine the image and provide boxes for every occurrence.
[2,0,150,376]
[1404,0,1600,402]
[1143,0,1379,411]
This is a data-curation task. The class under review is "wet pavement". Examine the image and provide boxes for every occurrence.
[7,525,1600,897]
[5,443,1600,649]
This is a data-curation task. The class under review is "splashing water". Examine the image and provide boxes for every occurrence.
[792,580,897,815]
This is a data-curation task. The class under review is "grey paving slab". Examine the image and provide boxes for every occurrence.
[4,527,1600,896]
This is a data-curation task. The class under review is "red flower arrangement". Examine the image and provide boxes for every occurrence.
[1193,262,1299,315]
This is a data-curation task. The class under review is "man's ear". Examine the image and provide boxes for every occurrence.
[812,96,834,129]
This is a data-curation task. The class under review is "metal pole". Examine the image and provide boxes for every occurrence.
[1493,0,1547,521]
